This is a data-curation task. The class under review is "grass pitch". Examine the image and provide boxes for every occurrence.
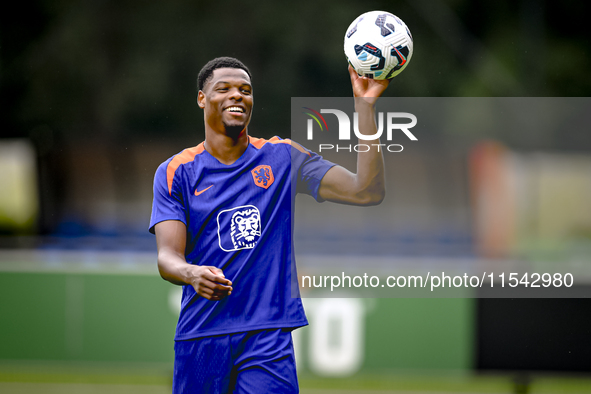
[1,361,591,393]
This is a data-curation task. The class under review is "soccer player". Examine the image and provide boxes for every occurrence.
[150,57,389,393]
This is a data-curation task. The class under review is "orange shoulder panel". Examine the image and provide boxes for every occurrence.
[166,143,205,195]
[248,136,310,157]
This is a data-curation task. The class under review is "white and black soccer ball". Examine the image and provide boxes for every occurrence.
[344,11,414,80]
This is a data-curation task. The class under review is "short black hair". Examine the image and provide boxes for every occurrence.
[197,57,252,92]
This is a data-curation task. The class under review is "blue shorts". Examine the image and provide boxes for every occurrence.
[173,328,298,393]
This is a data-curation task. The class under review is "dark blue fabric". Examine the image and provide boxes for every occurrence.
[150,137,334,340]
[173,328,298,393]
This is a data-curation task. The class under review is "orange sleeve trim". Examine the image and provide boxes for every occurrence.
[166,143,205,195]
[248,136,311,157]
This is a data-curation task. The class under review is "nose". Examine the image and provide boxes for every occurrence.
[229,87,244,101]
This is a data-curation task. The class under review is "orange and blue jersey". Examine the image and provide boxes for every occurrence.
[149,136,335,340]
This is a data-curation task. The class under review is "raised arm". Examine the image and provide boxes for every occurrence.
[155,220,232,301]
[317,65,389,206]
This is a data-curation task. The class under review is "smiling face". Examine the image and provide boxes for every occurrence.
[198,67,253,137]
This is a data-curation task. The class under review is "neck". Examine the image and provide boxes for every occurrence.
[204,128,249,165]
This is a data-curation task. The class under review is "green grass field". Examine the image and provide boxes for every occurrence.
[1,361,591,394]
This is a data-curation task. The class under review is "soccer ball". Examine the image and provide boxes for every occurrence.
[344,11,414,80]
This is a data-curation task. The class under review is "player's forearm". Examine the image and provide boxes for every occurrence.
[353,98,385,204]
[157,249,196,286]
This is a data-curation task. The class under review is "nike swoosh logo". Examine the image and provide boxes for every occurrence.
[195,185,213,196]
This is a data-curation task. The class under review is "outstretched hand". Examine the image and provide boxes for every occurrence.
[348,65,391,102]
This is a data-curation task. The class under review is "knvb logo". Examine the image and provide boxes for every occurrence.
[302,107,417,153]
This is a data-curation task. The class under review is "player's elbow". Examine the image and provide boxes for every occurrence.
[156,256,169,281]
[354,174,385,206]
[370,188,386,205]
[353,185,385,206]
[360,189,385,206]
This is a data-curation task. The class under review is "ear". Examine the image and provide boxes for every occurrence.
[197,90,205,109]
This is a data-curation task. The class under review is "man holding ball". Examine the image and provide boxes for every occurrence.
[150,56,389,393]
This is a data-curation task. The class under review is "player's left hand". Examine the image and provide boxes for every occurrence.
[348,65,390,102]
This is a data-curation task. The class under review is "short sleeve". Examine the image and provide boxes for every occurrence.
[291,142,336,202]
[149,160,187,234]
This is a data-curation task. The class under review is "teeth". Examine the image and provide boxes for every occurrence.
[226,107,244,113]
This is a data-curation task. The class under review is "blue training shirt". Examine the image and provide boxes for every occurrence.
[149,136,335,340]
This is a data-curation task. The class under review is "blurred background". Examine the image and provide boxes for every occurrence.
[1,0,590,393]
